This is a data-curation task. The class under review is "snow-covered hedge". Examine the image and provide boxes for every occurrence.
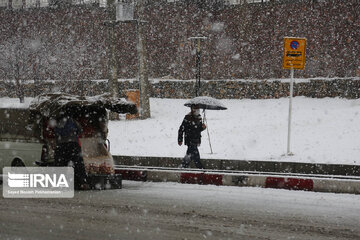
[1,78,360,99]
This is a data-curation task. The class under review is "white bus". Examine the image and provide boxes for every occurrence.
[0,93,137,189]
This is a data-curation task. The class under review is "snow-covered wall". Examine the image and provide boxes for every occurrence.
[1,78,360,99]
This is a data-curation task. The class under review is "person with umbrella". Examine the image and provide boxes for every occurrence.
[178,104,207,169]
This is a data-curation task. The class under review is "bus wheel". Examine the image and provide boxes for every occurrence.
[11,158,25,167]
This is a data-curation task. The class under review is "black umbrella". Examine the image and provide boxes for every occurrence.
[184,96,227,154]
[184,96,227,110]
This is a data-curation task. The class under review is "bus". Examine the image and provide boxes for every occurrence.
[0,93,137,189]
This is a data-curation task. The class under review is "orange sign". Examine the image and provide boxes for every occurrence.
[283,37,306,70]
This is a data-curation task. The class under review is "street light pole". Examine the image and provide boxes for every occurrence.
[105,0,150,120]
[196,38,201,96]
[189,36,207,97]
[109,22,119,99]
[106,0,119,98]
[105,0,120,120]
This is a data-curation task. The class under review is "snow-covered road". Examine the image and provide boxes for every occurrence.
[1,181,359,240]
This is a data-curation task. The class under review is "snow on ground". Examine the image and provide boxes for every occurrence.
[119,181,360,221]
[1,96,360,165]
[2,181,360,239]
[108,97,360,166]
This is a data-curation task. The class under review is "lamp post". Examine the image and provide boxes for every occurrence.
[105,0,120,120]
[188,36,207,97]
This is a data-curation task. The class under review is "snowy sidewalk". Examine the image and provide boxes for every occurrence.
[109,97,360,166]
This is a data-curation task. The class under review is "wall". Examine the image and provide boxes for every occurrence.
[1,78,360,99]
[0,0,359,82]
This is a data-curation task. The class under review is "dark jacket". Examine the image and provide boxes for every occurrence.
[54,117,83,144]
[178,113,205,146]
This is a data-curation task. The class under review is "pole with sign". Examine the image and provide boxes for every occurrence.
[282,37,306,156]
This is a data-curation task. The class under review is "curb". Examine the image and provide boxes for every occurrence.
[115,168,360,194]
[113,155,360,176]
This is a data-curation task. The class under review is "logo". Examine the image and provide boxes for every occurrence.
[8,172,69,188]
[3,167,74,198]
[7,173,29,188]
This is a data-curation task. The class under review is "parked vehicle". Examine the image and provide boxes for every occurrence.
[0,93,137,189]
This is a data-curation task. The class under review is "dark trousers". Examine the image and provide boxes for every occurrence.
[182,145,204,169]
[54,142,87,188]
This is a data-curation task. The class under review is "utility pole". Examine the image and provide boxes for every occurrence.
[105,0,150,120]
[106,0,120,120]
[137,0,151,119]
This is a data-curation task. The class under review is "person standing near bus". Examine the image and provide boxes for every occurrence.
[54,114,87,188]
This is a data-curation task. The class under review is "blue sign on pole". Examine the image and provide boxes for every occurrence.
[290,40,300,50]
[283,37,306,70]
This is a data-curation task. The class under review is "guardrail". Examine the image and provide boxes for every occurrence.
[115,165,360,194]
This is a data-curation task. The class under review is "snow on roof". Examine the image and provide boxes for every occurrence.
[0,98,32,109]
[28,93,137,117]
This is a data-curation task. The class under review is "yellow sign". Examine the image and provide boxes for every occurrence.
[283,37,306,70]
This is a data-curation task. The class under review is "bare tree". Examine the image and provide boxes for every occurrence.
[0,37,48,102]
[29,38,48,97]
[0,38,29,103]
[48,40,92,95]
